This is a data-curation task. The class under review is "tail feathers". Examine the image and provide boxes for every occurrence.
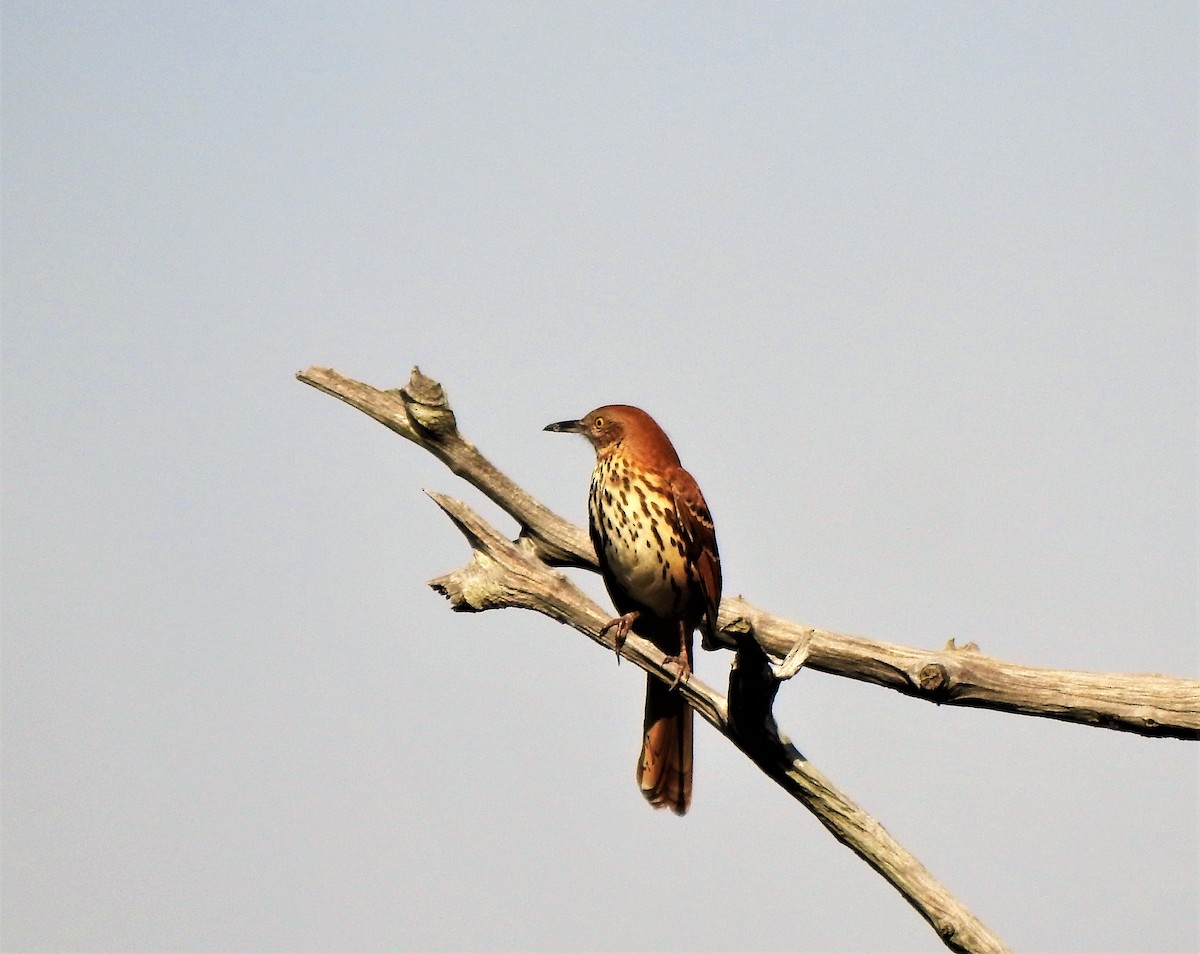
[637,674,693,815]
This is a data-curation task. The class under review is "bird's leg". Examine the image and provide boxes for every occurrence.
[661,620,692,691]
[599,611,640,660]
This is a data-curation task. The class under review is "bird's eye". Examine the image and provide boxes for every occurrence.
[593,417,605,429]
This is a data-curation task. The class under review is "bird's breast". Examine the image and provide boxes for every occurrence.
[589,457,691,619]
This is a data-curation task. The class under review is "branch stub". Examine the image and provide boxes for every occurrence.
[401,366,458,437]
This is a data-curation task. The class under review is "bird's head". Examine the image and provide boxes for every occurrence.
[544,405,678,463]
[544,406,626,451]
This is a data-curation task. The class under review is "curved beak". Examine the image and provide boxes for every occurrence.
[544,419,585,434]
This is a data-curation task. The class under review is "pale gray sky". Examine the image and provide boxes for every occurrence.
[2,2,1196,951]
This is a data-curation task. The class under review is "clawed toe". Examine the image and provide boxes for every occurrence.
[599,611,640,660]
[661,655,691,691]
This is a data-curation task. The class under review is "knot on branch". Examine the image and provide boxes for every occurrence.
[400,366,458,437]
[917,662,951,698]
[911,640,982,702]
[722,614,754,641]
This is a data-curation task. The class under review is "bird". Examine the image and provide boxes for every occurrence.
[545,405,721,815]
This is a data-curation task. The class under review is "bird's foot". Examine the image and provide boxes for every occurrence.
[661,655,692,691]
[599,611,640,661]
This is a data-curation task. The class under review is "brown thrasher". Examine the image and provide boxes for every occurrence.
[545,405,722,815]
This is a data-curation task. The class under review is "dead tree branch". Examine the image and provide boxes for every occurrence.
[297,365,1200,740]
[424,490,1010,953]
[296,363,1199,953]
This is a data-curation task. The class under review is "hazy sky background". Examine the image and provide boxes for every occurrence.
[3,2,1195,951]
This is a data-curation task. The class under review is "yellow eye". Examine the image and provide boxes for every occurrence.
[593,416,605,429]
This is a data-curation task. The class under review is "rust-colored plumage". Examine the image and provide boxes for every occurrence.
[545,405,722,815]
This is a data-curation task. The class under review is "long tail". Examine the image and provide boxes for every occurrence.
[637,674,693,814]
[636,618,694,815]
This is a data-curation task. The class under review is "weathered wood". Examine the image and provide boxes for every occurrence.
[297,363,1197,952]
[426,491,1011,954]
[723,600,1200,737]
[297,365,1200,739]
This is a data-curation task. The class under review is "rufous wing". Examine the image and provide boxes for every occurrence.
[667,466,723,649]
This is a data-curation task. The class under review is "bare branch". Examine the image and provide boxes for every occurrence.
[426,492,727,730]
[299,365,590,566]
[297,365,1200,740]
[427,492,1010,954]
[724,601,1200,738]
